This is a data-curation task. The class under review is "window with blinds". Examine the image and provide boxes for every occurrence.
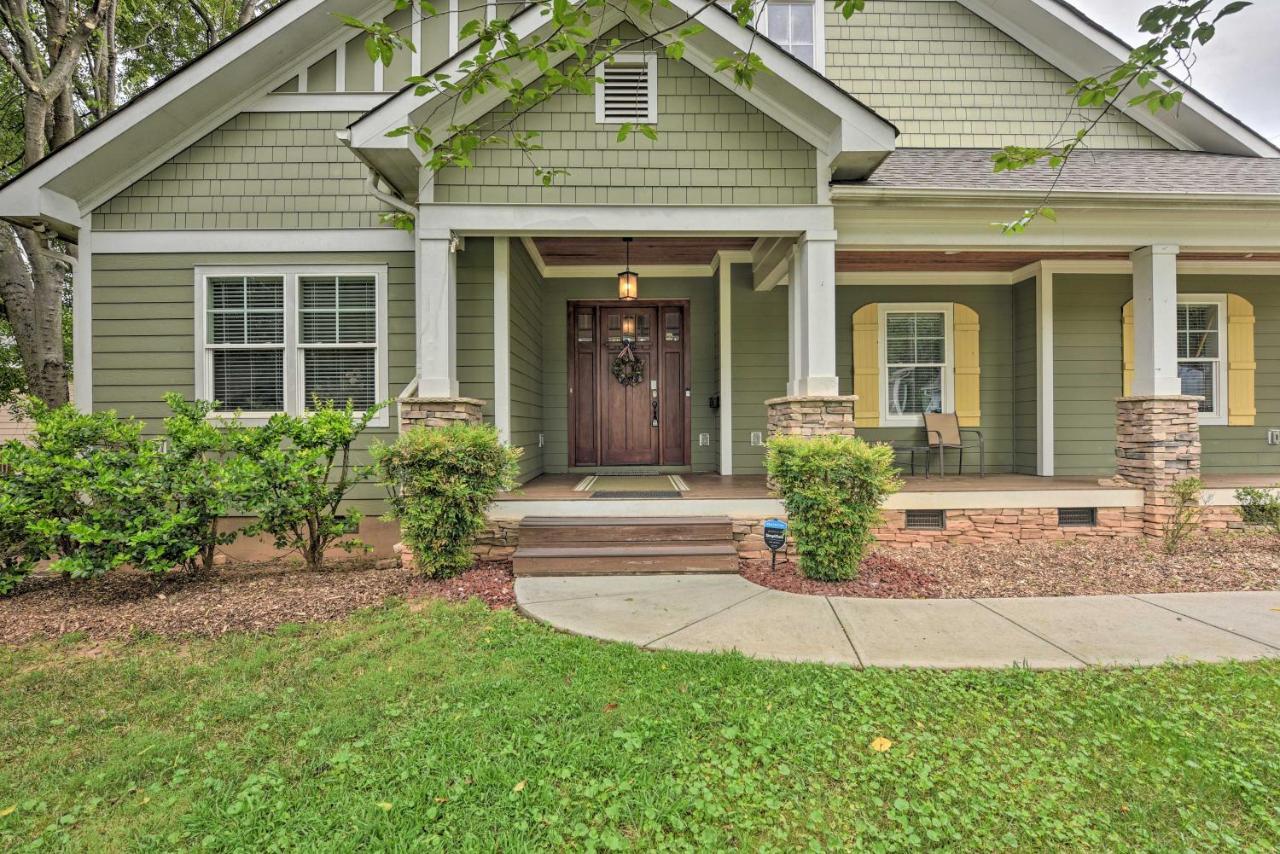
[595,54,657,124]
[207,276,285,411]
[198,268,384,419]
[299,276,377,410]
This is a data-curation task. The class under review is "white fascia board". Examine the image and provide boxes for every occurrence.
[959,0,1278,157]
[420,204,834,238]
[246,93,392,112]
[0,0,393,223]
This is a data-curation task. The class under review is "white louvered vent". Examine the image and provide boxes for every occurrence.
[595,54,657,124]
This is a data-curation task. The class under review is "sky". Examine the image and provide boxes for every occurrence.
[1071,0,1280,143]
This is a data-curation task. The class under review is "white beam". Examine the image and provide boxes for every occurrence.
[417,235,458,396]
[1035,266,1054,476]
[717,255,734,475]
[1130,244,1182,396]
[421,204,834,238]
[493,237,511,443]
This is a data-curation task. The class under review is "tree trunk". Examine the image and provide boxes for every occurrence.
[0,225,70,407]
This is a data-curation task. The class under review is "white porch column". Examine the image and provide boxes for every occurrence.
[416,233,458,396]
[1130,244,1182,395]
[790,230,840,397]
[786,245,806,396]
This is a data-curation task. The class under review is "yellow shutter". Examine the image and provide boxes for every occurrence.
[1122,299,1134,397]
[852,303,879,427]
[1227,293,1256,426]
[953,303,981,427]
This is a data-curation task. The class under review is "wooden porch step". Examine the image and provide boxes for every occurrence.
[513,516,738,576]
[512,544,739,577]
[518,515,733,547]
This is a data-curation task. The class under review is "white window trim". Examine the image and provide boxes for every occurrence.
[878,302,955,428]
[1178,293,1228,426]
[594,52,658,125]
[755,0,825,74]
[194,265,389,427]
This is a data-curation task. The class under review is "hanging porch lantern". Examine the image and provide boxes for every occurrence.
[617,236,639,300]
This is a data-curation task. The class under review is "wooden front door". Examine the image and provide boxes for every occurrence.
[569,301,690,467]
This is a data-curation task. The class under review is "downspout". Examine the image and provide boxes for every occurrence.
[364,168,416,218]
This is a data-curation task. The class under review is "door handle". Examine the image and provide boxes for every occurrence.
[651,398,659,427]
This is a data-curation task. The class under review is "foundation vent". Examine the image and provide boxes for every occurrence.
[1058,507,1098,528]
[904,509,946,531]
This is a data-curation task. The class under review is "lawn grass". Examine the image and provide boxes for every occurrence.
[2,599,1279,851]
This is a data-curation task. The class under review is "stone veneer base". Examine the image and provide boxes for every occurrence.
[765,395,858,437]
[399,396,486,431]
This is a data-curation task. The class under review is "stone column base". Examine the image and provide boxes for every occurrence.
[765,395,858,438]
[1114,394,1201,537]
[399,396,485,432]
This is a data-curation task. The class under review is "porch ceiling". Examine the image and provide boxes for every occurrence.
[532,237,757,267]
[836,250,1280,273]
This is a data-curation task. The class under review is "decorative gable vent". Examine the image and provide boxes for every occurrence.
[595,54,657,124]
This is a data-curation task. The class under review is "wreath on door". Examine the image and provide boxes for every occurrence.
[611,342,645,386]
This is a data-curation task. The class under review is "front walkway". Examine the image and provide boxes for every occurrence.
[515,575,1280,669]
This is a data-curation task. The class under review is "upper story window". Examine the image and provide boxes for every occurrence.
[1177,295,1227,425]
[758,1,823,71]
[881,304,953,425]
[196,266,388,426]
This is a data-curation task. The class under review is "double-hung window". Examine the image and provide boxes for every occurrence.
[758,1,822,70]
[880,304,953,425]
[1177,295,1227,424]
[196,266,387,425]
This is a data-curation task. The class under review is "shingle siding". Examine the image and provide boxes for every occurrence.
[435,28,817,205]
[93,112,394,231]
[825,1,1171,149]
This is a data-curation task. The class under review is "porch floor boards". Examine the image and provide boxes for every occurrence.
[497,472,1278,502]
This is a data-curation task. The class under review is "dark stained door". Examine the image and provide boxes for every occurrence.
[600,305,659,465]
[568,301,689,468]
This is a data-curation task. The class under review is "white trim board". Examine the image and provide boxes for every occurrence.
[246,93,392,112]
[420,204,836,238]
[93,229,414,254]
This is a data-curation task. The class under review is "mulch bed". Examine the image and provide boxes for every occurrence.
[745,531,1280,599]
[0,558,514,644]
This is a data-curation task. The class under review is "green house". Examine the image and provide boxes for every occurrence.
[3,0,1279,562]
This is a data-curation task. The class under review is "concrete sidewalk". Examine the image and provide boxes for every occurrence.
[515,575,1280,669]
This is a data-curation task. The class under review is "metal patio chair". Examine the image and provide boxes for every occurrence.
[923,412,984,478]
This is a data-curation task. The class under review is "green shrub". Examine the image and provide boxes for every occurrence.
[235,400,384,571]
[1235,485,1280,533]
[765,434,901,582]
[1161,476,1203,556]
[373,423,520,579]
[0,397,249,591]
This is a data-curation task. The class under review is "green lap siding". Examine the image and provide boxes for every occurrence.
[539,276,720,473]
[456,240,496,419]
[1052,274,1127,476]
[730,268,787,475]
[90,251,415,512]
[1050,273,1280,476]
[838,285,1016,475]
[508,240,545,482]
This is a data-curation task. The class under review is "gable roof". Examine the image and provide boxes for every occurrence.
[0,0,383,236]
[960,0,1278,157]
[344,0,900,195]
